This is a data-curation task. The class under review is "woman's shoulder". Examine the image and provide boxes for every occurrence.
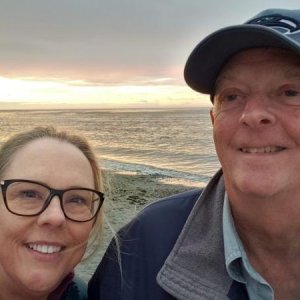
[61,275,87,300]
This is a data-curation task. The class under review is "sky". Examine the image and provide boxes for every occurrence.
[0,0,299,109]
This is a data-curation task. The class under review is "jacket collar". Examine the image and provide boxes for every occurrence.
[156,169,234,300]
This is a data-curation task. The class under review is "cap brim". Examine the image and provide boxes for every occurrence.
[184,24,300,95]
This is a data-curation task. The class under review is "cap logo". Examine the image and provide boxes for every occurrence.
[248,14,300,35]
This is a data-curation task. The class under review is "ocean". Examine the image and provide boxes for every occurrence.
[0,108,221,281]
[0,108,219,184]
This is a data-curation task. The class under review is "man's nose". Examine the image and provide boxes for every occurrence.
[37,195,66,227]
[239,95,276,128]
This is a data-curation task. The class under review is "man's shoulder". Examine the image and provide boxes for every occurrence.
[139,188,203,220]
[120,188,203,241]
[88,189,204,300]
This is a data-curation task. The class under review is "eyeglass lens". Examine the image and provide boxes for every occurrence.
[5,181,101,221]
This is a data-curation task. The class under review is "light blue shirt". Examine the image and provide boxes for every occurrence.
[223,195,274,300]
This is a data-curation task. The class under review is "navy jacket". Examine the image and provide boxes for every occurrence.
[62,275,87,299]
[89,171,249,299]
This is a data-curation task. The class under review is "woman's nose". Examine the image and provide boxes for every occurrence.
[36,196,66,227]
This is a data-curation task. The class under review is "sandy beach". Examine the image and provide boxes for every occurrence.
[76,170,201,282]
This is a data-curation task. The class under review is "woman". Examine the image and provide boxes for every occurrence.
[0,126,104,299]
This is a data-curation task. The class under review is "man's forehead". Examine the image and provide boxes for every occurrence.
[216,48,300,82]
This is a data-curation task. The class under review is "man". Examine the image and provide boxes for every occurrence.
[89,8,300,300]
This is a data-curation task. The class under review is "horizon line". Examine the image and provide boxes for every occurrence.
[0,106,211,112]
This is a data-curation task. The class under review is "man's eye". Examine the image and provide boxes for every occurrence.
[284,89,299,97]
[225,94,239,101]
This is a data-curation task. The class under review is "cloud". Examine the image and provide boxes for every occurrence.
[0,0,299,85]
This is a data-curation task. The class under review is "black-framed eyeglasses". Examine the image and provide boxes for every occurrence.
[0,179,104,222]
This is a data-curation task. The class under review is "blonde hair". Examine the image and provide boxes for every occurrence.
[0,126,103,257]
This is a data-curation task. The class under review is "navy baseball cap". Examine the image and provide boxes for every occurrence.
[184,8,300,96]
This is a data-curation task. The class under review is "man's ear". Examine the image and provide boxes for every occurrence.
[210,108,215,125]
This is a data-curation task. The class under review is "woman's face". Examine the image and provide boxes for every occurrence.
[0,138,94,299]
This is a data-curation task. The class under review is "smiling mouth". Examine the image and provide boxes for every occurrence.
[240,146,286,153]
[26,243,63,254]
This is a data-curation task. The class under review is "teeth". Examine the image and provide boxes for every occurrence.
[28,243,62,254]
[240,146,284,153]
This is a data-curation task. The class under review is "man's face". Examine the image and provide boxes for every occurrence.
[211,48,300,199]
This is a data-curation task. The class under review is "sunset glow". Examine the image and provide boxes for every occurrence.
[0,76,210,109]
[1,1,295,110]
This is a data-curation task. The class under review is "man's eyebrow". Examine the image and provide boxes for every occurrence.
[284,65,300,78]
[216,64,300,81]
[214,72,238,91]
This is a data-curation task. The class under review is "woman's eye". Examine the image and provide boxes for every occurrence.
[21,190,39,198]
[68,197,87,205]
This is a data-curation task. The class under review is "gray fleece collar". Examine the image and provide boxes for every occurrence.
[157,169,232,300]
